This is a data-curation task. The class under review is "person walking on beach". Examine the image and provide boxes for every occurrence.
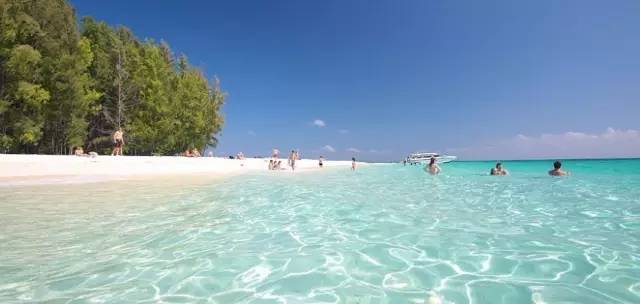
[549,160,569,176]
[111,128,124,156]
[289,150,297,171]
[425,157,441,175]
[490,162,508,175]
[351,157,357,171]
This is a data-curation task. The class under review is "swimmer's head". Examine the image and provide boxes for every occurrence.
[554,160,562,169]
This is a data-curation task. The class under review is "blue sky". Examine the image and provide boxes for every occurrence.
[70,0,640,161]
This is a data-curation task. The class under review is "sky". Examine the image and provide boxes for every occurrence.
[70,0,640,161]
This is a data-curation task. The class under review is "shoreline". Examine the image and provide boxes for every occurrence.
[0,154,371,186]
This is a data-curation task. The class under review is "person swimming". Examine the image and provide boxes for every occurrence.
[549,160,569,176]
[425,157,441,175]
[490,162,508,175]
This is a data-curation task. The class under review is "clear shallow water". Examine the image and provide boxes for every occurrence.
[1,159,640,304]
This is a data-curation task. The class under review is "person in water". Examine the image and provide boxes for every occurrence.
[549,160,569,176]
[351,157,356,171]
[425,157,441,175]
[490,162,508,175]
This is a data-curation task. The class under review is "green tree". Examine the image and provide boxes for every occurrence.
[0,0,225,155]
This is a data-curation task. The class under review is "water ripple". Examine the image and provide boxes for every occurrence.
[1,162,640,303]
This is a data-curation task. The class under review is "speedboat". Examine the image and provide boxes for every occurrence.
[405,152,456,164]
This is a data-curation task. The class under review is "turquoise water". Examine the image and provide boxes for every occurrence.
[1,159,640,303]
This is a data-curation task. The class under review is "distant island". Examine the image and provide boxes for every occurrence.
[0,0,225,156]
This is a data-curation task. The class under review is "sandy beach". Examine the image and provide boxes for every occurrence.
[0,154,363,184]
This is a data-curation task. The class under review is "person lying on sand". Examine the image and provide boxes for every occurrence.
[549,160,569,176]
[490,162,508,175]
[74,147,97,158]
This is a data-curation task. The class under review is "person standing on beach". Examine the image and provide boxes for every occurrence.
[111,128,124,156]
[351,157,357,171]
[319,156,324,168]
[425,157,441,175]
[549,160,569,176]
[490,162,508,175]
[289,150,297,171]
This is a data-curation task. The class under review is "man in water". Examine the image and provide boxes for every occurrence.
[111,128,124,156]
[425,157,441,175]
[490,162,508,175]
[549,160,569,176]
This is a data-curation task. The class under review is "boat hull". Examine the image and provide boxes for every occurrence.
[407,155,456,164]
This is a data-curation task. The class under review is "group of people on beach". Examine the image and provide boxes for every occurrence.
[267,148,358,171]
[425,157,569,176]
[71,128,124,157]
[268,149,299,171]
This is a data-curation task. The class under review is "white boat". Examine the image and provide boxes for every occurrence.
[406,152,456,164]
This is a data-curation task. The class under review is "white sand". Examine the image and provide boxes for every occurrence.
[0,154,362,183]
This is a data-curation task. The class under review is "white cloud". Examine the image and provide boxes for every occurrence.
[313,119,326,127]
[447,128,640,160]
[323,145,336,153]
[346,147,360,153]
[339,129,349,134]
[247,130,256,136]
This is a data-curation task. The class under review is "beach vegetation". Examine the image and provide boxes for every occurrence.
[0,0,225,155]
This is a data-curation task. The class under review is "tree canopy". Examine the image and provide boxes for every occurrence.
[0,0,225,155]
